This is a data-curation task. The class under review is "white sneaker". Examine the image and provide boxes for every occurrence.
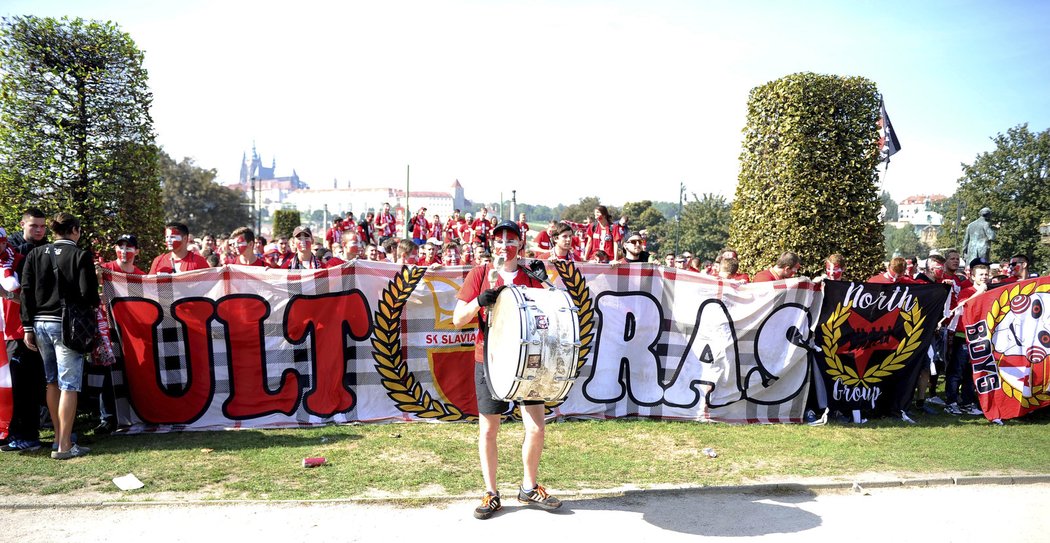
[926,396,946,406]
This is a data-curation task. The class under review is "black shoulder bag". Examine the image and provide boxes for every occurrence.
[46,245,97,353]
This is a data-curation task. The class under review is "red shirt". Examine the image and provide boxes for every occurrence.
[534,230,553,251]
[325,226,342,247]
[752,269,778,282]
[585,221,621,260]
[150,251,210,274]
[459,225,475,245]
[457,263,542,363]
[100,260,145,275]
[724,272,751,283]
[867,272,922,284]
[411,216,429,240]
[472,219,491,241]
[375,212,396,237]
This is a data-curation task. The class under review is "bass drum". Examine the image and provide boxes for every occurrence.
[485,286,581,402]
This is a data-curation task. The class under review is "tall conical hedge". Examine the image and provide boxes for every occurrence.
[730,72,885,279]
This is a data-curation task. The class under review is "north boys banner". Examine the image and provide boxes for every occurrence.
[101,262,823,431]
[962,277,1050,421]
[815,280,949,417]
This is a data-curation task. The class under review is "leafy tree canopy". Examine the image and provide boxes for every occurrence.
[159,150,250,242]
[0,15,161,256]
[953,123,1050,271]
[880,190,898,222]
[883,223,927,261]
[560,196,619,224]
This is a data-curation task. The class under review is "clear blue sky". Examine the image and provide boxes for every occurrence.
[3,0,1049,208]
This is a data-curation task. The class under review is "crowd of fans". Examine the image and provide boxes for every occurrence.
[0,202,1044,457]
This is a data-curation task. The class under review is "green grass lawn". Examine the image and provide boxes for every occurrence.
[2,409,1048,501]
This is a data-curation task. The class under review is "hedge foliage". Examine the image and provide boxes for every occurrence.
[730,72,885,279]
[272,209,301,241]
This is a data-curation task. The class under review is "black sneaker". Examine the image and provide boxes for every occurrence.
[474,491,501,519]
[94,420,116,435]
[1,439,43,453]
[517,484,562,510]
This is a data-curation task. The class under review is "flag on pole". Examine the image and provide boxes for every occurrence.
[878,97,901,165]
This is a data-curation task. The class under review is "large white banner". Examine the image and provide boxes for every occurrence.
[101,261,823,431]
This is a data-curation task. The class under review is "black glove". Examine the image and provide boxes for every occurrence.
[528,259,548,281]
[477,286,505,308]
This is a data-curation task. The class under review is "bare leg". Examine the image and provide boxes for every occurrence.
[45,383,61,444]
[520,403,546,489]
[56,390,78,452]
[915,367,930,401]
[478,413,501,494]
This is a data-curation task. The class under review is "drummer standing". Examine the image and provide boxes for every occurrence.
[452,220,563,519]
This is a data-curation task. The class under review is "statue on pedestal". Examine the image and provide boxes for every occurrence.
[962,207,996,265]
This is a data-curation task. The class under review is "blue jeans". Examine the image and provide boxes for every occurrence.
[33,321,85,392]
[945,334,976,406]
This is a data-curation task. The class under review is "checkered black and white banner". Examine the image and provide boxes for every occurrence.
[102,262,822,431]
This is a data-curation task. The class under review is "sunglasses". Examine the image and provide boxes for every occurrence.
[295,233,312,239]
[1009,261,1023,267]
[626,239,642,244]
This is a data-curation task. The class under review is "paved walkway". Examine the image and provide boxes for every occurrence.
[3,477,1049,542]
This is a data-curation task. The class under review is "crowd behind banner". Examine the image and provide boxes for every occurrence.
[1,205,1047,449]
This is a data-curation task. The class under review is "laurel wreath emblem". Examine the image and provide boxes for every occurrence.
[986,282,1050,408]
[370,265,472,421]
[541,260,595,410]
[820,301,925,387]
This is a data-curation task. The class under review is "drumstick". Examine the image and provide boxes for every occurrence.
[489,254,505,286]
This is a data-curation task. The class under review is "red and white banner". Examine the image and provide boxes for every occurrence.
[102,262,823,431]
[962,277,1050,421]
[0,346,11,440]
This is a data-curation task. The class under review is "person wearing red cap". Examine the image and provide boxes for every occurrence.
[452,220,561,519]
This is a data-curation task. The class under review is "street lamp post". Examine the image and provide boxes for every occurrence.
[675,181,685,255]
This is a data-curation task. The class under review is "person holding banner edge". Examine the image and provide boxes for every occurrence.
[453,219,562,519]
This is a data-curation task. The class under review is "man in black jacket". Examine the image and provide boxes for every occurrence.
[0,208,48,453]
[20,212,99,459]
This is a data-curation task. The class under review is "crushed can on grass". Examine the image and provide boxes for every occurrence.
[702,447,718,458]
[303,457,326,468]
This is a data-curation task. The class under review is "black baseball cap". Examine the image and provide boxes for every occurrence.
[491,220,521,238]
[292,226,312,238]
[115,234,138,248]
[969,257,990,268]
